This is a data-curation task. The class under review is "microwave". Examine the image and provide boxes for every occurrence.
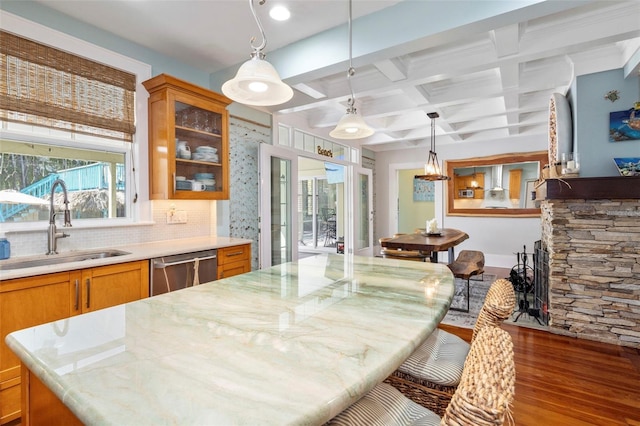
[458,189,475,198]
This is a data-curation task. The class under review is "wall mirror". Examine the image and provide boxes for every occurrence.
[446,151,547,217]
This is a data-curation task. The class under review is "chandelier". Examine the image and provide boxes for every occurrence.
[415,112,450,181]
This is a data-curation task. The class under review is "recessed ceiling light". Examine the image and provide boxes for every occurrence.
[269,5,290,21]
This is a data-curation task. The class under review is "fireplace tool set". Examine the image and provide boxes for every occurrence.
[509,245,543,325]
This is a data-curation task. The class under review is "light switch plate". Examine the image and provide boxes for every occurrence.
[167,210,187,224]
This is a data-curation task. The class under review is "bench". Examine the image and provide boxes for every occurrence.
[447,250,485,312]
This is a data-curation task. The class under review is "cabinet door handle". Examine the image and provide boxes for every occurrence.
[226,251,244,257]
[74,279,80,311]
[86,278,91,309]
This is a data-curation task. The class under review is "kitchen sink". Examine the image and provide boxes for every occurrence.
[0,249,131,271]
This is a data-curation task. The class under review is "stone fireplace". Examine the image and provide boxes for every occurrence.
[538,176,640,348]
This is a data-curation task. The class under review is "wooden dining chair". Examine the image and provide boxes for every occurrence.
[326,326,515,426]
[384,278,516,416]
[447,250,485,312]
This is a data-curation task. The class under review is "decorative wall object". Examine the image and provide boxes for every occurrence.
[413,178,435,202]
[613,157,640,176]
[604,90,620,102]
[609,107,640,142]
[548,93,572,166]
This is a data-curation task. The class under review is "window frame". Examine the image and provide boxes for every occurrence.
[0,10,152,231]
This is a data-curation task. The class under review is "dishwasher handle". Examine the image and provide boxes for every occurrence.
[153,254,217,269]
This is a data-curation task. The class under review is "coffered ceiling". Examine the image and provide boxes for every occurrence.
[29,0,640,152]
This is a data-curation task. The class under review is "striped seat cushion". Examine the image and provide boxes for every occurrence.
[397,329,470,387]
[327,383,441,426]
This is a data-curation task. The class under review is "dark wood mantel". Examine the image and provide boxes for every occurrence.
[536,176,640,200]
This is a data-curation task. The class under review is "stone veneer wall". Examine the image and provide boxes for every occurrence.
[540,199,640,348]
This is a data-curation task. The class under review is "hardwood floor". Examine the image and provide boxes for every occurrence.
[439,323,640,426]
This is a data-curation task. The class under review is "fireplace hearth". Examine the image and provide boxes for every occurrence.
[537,176,640,348]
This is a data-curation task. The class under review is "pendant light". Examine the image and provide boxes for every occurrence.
[415,112,450,181]
[470,167,482,189]
[329,0,373,140]
[222,0,293,106]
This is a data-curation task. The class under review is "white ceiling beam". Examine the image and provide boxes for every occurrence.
[374,58,407,82]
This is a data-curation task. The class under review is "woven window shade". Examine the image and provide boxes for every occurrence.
[0,30,136,142]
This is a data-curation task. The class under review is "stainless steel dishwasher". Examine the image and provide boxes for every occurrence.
[150,249,217,296]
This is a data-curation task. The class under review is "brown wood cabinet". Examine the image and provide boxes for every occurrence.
[143,74,232,200]
[508,168,522,199]
[453,173,485,199]
[217,244,251,279]
[0,260,148,424]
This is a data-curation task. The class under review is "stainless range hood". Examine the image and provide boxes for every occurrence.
[482,165,512,208]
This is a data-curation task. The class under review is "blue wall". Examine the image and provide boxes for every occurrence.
[0,1,210,87]
[573,69,640,177]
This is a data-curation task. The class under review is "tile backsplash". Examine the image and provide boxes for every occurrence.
[6,200,214,257]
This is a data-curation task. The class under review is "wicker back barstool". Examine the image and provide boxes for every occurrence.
[472,278,516,342]
[326,322,515,426]
[384,278,516,416]
[441,326,516,425]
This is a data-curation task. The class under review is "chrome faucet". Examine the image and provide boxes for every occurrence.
[47,179,72,255]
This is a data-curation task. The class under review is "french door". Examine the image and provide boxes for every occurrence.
[259,144,298,268]
[259,144,373,266]
[352,166,373,256]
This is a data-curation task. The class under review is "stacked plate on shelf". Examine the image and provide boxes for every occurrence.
[175,175,191,190]
[192,146,219,163]
[194,173,216,191]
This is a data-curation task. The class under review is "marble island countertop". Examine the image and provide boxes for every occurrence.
[0,236,252,280]
[7,254,454,425]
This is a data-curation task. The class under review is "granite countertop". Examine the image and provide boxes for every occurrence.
[6,254,454,425]
[0,236,252,281]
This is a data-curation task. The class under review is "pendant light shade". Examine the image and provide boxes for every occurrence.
[415,112,450,181]
[329,103,374,139]
[222,54,293,106]
[222,0,293,106]
[330,0,373,140]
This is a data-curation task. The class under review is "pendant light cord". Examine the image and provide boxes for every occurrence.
[430,115,436,152]
[249,0,267,57]
[346,0,356,111]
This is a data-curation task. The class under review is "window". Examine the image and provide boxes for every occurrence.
[0,139,127,222]
[0,11,151,227]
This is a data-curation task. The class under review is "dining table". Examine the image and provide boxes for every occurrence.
[7,254,455,426]
[380,228,469,263]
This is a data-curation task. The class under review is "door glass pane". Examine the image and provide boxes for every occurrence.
[317,178,337,248]
[356,172,370,250]
[271,157,291,266]
[298,176,338,250]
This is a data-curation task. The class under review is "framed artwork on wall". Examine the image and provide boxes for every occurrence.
[413,178,435,202]
[609,107,640,142]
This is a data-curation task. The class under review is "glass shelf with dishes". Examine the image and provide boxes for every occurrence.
[174,118,222,194]
[143,73,231,200]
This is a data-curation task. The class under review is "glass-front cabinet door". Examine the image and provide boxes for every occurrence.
[173,101,224,197]
[143,74,232,200]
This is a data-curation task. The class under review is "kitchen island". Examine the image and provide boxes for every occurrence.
[7,254,454,425]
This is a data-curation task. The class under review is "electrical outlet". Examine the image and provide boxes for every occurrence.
[167,210,187,224]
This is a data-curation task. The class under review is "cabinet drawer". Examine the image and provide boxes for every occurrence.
[218,260,251,279]
[217,244,250,265]
[0,377,20,424]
